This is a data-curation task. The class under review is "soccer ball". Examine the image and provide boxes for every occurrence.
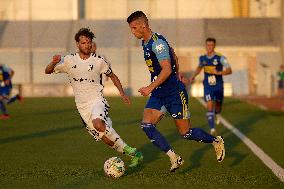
[104,157,125,178]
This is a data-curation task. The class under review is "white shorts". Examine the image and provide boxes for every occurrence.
[77,97,112,141]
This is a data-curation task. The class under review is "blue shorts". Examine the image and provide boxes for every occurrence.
[0,86,11,97]
[145,89,190,119]
[204,87,224,103]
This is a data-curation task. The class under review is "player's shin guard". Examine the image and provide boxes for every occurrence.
[183,128,215,143]
[141,123,171,153]
[206,111,215,129]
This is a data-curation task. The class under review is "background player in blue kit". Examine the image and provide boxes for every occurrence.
[127,11,225,172]
[0,64,22,119]
[189,38,232,136]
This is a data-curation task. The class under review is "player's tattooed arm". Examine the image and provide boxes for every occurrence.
[108,72,131,105]
[45,55,61,74]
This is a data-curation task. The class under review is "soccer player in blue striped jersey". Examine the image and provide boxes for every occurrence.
[127,11,225,172]
[190,38,232,136]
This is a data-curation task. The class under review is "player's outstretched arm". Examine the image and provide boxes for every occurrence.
[45,55,61,74]
[189,66,203,83]
[2,64,14,78]
[9,68,14,78]
[108,72,131,105]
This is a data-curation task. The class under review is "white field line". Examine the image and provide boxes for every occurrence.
[196,98,284,182]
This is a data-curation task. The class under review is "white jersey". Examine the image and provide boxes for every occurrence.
[54,53,112,104]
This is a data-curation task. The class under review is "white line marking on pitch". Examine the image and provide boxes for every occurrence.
[197,98,284,182]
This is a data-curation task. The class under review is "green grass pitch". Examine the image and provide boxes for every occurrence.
[0,97,284,188]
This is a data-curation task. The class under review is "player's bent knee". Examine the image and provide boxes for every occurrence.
[92,118,106,132]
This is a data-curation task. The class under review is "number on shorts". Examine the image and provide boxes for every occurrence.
[208,75,216,85]
[205,94,211,101]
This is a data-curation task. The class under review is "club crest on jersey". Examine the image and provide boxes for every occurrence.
[88,65,94,71]
[213,59,218,65]
[146,52,150,57]
[155,44,165,54]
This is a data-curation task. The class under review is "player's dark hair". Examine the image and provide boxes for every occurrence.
[75,28,95,42]
[206,38,216,44]
[127,11,148,24]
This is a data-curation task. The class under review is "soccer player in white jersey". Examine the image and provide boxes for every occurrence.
[45,28,143,167]
[91,40,109,85]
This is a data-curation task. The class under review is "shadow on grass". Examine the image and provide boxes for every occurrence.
[0,125,82,145]
[113,119,142,126]
[181,110,267,173]
[17,108,76,117]
[53,130,181,188]
[55,170,105,189]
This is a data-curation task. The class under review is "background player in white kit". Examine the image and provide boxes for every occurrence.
[45,28,143,167]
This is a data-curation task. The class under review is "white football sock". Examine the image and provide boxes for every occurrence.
[166,149,177,160]
[104,125,127,153]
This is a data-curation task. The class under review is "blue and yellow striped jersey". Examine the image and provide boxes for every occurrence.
[199,53,230,88]
[142,33,184,97]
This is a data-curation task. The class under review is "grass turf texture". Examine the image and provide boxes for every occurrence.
[0,97,284,188]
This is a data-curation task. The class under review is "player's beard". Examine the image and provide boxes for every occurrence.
[134,32,143,39]
[80,47,91,56]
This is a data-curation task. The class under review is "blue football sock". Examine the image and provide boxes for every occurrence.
[7,95,18,104]
[206,111,215,129]
[0,101,8,114]
[141,123,171,153]
[183,128,215,143]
